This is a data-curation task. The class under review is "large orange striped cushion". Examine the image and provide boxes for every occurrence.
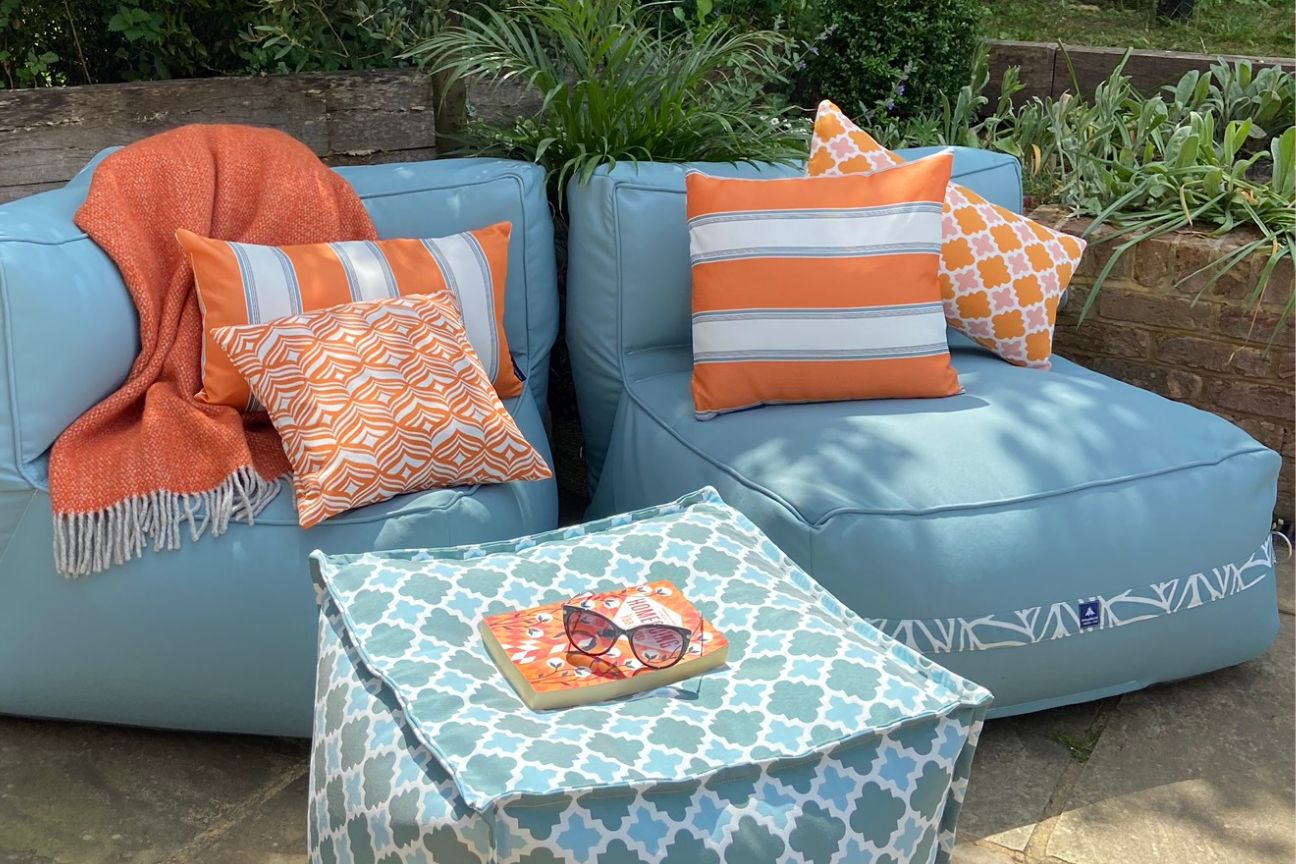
[210,293,551,529]
[177,222,522,410]
[809,100,1086,369]
[687,151,960,418]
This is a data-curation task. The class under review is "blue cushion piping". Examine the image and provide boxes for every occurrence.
[0,249,40,491]
[0,489,37,572]
[619,366,1273,528]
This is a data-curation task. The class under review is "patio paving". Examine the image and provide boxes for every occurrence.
[1,556,1291,864]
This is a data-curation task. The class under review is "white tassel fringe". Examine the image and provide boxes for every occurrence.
[53,466,284,577]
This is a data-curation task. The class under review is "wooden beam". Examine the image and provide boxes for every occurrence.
[985,40,1295,106]
[0,69,436,202]
[1052,44,1294,100]
[986,40,1055,106]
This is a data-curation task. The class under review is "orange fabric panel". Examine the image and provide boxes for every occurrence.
[692,355,961,413]
[178,229,260,410]
[378,238,448,295]
[691,255,937,312]
[469,222,522,399]
[281,243,362,309]
[685,168,937,216]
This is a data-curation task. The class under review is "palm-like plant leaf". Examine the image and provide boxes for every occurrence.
[404,0,805,200]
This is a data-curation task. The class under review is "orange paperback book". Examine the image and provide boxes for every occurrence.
[479,581,728,710]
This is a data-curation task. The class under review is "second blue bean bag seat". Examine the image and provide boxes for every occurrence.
[564,150,1281,717]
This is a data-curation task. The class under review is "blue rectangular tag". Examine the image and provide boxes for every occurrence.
[1078,600,1100,628]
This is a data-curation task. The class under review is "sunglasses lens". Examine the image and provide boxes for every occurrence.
[565,609,618,655]
[631,625,688,668]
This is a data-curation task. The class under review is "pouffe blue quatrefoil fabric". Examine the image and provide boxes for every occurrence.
[308,487,993,864]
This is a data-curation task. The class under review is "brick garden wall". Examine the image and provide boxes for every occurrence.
[1037,208,1295,520]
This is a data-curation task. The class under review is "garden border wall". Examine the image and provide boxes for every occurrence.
[0,70,534,205]
[987,40,1295,105]
[1037,207,1295,520]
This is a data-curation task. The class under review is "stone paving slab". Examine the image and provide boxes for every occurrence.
[1045,614,1295,864]
[196,773,309,864]
[956,700,1112,851]
[0,717,306,864]
[1277,546,1294,614]
[951,844,1022,864]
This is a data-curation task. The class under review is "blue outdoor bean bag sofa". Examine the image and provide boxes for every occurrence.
[0,155,559,736]
[565,148,1282,717]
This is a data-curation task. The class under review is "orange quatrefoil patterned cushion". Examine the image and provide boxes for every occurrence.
[808,100,1086,368]
[211,293,550,529]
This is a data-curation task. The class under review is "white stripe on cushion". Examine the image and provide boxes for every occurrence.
[688,203,941,227]
[420,233,499,380]
[693,346,950,362]
[330,241,399,301]
[692,304,948,363]
[689,203,942,264]
[232,242,300,323]
[692,243,941,264]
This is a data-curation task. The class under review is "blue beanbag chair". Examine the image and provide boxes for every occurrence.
[564,150,1281,716]
[0,155,560,735]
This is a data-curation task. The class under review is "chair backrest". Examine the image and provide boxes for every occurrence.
[564,148,1024,495]
[0,155,558,492]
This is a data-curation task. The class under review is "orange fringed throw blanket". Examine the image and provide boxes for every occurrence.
[49,125,377,576]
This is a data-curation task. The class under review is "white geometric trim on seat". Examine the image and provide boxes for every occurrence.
[870,539,1274,654]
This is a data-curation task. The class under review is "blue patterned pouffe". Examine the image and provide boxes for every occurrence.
[307,488,993,864]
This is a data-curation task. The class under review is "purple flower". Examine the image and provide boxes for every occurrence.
[896,83,905,96]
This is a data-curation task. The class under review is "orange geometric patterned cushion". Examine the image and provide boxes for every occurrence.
[808,100,1086,369]
[178,222,522,410]
[210,294,550,529]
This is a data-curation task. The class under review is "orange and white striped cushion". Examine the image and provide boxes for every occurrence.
[808,100,1086,369]
[687,151,960,418]
[209,293,550,529]
[177,222,522,410]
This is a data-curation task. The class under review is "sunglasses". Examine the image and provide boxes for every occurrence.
[562,604,701,670]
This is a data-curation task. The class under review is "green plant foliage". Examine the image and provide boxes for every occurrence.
[651,0,820,35]
[873,51,1295,336]
[104,0,221,81]
[0,0,260,87]
[988,0,1293,60]
[1167,61,1294,146]
[243,0,450,74]
[799,0,983,120]
[1043,61,1295,335]
[0,0,58,87]
[1,0,76,87]
[407,0,807,197]
[864,46,1025,153]
[0,0,454,87]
